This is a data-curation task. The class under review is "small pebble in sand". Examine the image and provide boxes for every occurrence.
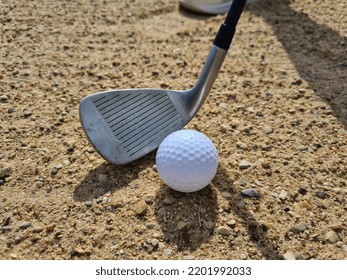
[237,200,246,209]
[84,201,92,207]
[183,255,195,260]
[32,226,43,233]
[0,95,9,102]
[298,187,308,195]
[156,208,166,218]
[226,219,236,227]
[326,231,339,243]
[177,221,189,230]
[292,222,307,234]
[217,226,232,236]
[241,188,261,198]
[146,222,157,229]
[1,226,12,232]
[283,251,296,260]
[163,249,172,258]
[263,127,273,134]
[239,160,252,169]
[19,222,32,230]
[133,201,148,216]
[279,190,287,201]
[236,142,248,150]
[315,191,327,199]
[221,191,232,200]
[150,239,159,247]
[260,160,271,169]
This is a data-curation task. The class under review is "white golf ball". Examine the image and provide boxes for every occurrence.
[156,130,218,193]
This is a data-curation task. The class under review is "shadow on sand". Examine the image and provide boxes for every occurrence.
[154,164,282,259]
[154,184,218,251]
[73,152,155,202]
[248,0,347,128]
[216,165,281,259]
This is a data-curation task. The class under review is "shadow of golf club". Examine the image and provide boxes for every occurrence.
[216,165,282,259]
[154,164,281,259]
[249,0,347,128]
[73,151,155,202]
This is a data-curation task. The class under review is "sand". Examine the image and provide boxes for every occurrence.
[0,0,346,260]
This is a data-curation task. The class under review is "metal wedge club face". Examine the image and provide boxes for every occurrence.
[79,0,247,164]
[80,89,190,164]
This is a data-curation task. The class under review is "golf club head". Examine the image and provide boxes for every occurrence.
[80,89,191,165]
[80,45,227,165]
[80,0,247,165]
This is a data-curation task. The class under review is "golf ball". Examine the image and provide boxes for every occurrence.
[156,130,218,193]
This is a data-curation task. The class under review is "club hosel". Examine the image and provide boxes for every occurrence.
[183,0,247,118]
[185,45,228,118]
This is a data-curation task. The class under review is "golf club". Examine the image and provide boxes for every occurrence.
[79,0,247,165]
[179,0,256,15]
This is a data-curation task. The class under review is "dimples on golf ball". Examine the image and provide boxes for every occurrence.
[156,130,218,193]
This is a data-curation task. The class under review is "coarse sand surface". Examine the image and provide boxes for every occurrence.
[0,0,346,259]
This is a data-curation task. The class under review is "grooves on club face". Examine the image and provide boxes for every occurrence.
[79,89,191,165]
